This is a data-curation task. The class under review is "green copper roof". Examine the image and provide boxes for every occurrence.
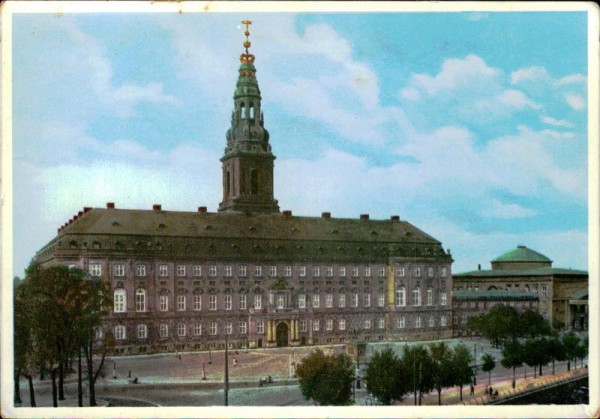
[492,245,552,263]
[453,290,539,300]
[454,267,588,278]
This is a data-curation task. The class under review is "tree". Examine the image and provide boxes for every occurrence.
[364,348,407,405]
[562,333,580,371]
[470,306,519,348]
[523,338,551,377]
[401,345,434,405]
[452,344,473,401]
[480,353,496,386]
[518,310,552,338]
[547,337,566,375]
[429,342,455,405]
[295,349,355,405]
[14,281,35,406]
[501,340,523,389]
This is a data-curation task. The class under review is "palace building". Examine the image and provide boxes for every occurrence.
[34,22,454,354]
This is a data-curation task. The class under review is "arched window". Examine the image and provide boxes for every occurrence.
[240,102,246,118]
[135,289,146,312]
[114,289,126,313]
[249,103,255,119]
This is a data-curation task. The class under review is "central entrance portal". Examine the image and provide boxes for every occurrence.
[276,322,289,347]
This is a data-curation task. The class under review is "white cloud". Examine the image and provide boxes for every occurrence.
[566,94,586,110]
[510,66,550,85]
[480,200,537,219]
[555,73,587,86]
[496,89,541,109]
[541,115,575,128]
[400,87,421,101]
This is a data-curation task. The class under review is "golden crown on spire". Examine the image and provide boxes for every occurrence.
[240,20,255,65]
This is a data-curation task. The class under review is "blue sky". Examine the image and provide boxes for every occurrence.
[10,6,591,276]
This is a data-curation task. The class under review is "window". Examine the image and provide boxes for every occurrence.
[397,266,405,277]
[177,295,186,311]
[352,293,359,307]
[326,294,333,308]
[114,289,126,313]
[224,265,232,277]
[326,266,333,277]
[363,294,371,307]
[339,318,346,330]
[378,318,385,329]
[440,292,447,306]
[298,294,306,309]
[178,323,186,337]
[194,322,202,336]
[160,324,169,338]
[313,266,320,277]
[378,294,385,307]
[159,264,168,277]
[414,316,422,328]
[136,264,146,277]
[226,321,233,335]
[365,267,371,277]
[209,265,217,277]
[135,289,146,312]
[427,288,433,306]
[177,265,186,277]
[440,315,447,327]
[412,289,421,306]
[159,295,168,311]
[254,294,262,310]
[277,294,284,309]
[414,267,421,277]
[299,320,307,332]
[428,267,434,277]
[239,321,247,334]
[378,267,386,277]
[312,294,320,308]
[299,266,306,277]
[209,322,217,335]
[209,295,217,311]
[115,325,126,340]
[137,324,147,339]
[396,288,406,307]
[193,295,202,311]
[257,321,265,334]
[284,266,292,277]
[441,267,447,277]
[269,266,277,277]
[338,294,346,308]
[364,318,371,329]
[224,295,232,310]
[397,316,405,329]
[542,285,548,296]
[114,264,125,277]
[313,320,320,331]
[326,319,333,331]
[239,265,247,277]
[193,265,202,277]
[428,316,435,328]
[339,266,346,277]
[89,264,101,277]
[254,265,262,277]
[240,294,247,310]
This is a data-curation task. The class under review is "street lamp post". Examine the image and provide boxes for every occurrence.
[224,325,229,406]
[202,362,206,380]
[413,346,417,406]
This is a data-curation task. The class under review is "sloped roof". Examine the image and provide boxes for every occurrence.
[454,267,588,278]
[453,290,539,300]
[492,245,552,263]
[567,288,588,300]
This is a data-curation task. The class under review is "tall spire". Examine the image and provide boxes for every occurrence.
[218,20,280,215]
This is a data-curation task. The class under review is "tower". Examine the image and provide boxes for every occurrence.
[218,20,280,215]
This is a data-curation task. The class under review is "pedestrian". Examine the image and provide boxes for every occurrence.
[470,384,475,395]
[494,389,498,397]
[233,358,237,366]
[489,385,493,396]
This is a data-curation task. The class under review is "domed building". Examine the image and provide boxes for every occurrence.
[452,245,588,336]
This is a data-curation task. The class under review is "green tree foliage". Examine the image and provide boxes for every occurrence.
[364,348,407,405]
[547,337,566,375]
[429,342,455,405]
[561,333,581,371]
[518,310,552,338]
[401,345,435,405]
[480,353,496,386]
[501,340,523,389]
[14,282,35,406]
[523,338,551,377]
[451,344,473,401]
[295,349,355,406]
[468,306,520,348]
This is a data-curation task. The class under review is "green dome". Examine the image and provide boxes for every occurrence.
[493,245,552,263]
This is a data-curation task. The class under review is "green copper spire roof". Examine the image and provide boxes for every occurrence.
[492,245,552,263]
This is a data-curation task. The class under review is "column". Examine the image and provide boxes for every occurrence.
[267,320,272,342]
[294,319,299,340]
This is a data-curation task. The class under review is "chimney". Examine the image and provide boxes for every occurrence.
[153,204,162,211]
[390,215,400,222]
[84,207,92,213]
[73,215,78,221]
[106,202,115,209]
[78,211,83,217]
[360,214,370,220]
[68,218,73,224]
[198,206,207,213]
[321,212,331,219]
[283,210,292,218]
[478,264,481,271]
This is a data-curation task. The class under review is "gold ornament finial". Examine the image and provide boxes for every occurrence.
[240,20,255,66]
